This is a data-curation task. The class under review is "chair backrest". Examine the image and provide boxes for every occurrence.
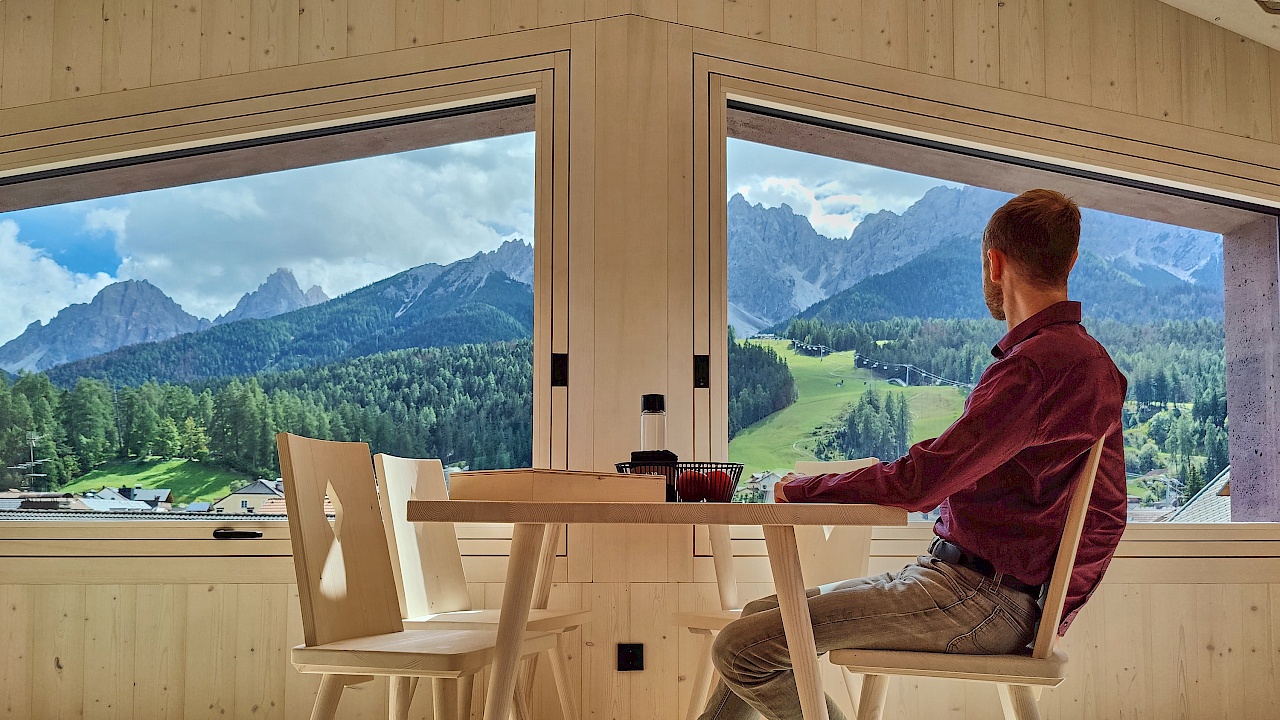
[1031,436,1108,659]
[373,453,473,618]
[277,433,404,647]
[794,457,879,586]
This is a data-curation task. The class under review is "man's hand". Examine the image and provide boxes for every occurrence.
[773,473,800,503]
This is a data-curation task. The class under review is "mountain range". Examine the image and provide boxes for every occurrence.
[0,266,330,373]
[43,240,534,387]
[728,185,1222,335]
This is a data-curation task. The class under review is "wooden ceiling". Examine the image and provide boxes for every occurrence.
[1159,0,1280,52]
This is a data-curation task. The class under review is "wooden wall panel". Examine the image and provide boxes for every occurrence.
[297,0,346,63]
[859,0,907,69]
[1224,34,1273,141]
[1135,0,1184,123]
[152,0,202,85]
[1088,0,1137,113]
[102,0,154,92]
[199,0,250,78]
[813,0,859,60]
[997,0,1045,96]
[1181,11,1227,133]
[395,0,444,48]
[2,0,55,108]
[952,0,999,86]
[906,0,953,78]
[348,0,396,55]
[1042,0,1090,104]
[51,0,105,100]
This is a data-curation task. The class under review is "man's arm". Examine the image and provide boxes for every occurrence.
[782,355,1043,511]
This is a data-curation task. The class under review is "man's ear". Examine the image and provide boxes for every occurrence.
[1067,249,1079,274]
[987,248,1006,283]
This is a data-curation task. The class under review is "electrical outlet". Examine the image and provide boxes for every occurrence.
[617,643,644,671]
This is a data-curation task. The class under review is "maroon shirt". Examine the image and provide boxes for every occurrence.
[783,301,1127,635]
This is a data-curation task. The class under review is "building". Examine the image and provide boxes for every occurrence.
[209,480,284,514]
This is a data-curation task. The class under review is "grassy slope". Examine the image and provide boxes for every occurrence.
[59,459,249,505]
[728,340,966,476]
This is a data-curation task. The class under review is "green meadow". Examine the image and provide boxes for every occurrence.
[728,340,967,476]
[58,459,249,506]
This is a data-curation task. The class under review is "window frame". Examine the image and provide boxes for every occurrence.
[0,57,575,552]
[694,59,1280,523]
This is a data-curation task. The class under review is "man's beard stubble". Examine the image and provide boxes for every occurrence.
[983,271,1006,321]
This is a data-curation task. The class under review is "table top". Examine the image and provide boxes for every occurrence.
[407,500,908,526]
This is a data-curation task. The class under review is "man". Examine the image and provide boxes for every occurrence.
[701,189,1127,720]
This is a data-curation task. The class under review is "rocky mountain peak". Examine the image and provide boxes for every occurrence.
[0,279,209,373]
[215,268,329,325]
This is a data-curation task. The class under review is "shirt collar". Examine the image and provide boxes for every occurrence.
[992,301,1082,358]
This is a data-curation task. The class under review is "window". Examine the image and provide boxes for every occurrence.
[0,103,538,515]
[722,106,1272,522]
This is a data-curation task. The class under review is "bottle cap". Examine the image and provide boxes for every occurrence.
[641,394,665,413]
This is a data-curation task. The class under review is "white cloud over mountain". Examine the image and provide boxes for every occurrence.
[105,132,536,320]
[726,138,961,239]
[0,221,114,344]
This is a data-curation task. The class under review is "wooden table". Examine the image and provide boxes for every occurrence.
[408,500,908,720]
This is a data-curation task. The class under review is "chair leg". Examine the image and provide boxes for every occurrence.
[310,674,345,720]
[434,678,465,720]
[512,685,533,720]
[389,676,413,720]
[685,631,716,720]
[856,674,889,720]
[548,639,582,720]
[997,684,1042,720]
[839,667,860,717]
[457,674,475,720]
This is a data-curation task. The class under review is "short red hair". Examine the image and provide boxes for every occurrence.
[982,189,1081,288]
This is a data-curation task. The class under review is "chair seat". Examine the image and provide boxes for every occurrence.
[404,608,591,632]
[830,648,1068,687]
[292,629,556,678]
[672,609,743,632]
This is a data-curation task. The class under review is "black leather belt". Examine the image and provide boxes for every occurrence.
[929,538,1043,599]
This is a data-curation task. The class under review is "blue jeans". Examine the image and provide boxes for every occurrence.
[700,555,1040,720]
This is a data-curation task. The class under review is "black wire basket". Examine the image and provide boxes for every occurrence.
[615,461,744,502]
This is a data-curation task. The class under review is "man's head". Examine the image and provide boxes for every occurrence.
[981,189,1081,321]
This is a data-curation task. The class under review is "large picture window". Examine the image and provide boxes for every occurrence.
[720,108,1264,523]
[0,103,538,514]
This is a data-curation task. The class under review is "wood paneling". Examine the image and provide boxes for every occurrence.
[51,0,105,100]
[199,0,250,77]
[2,0,55,107]
[151,0,202,85]
[102,0,154,91]
[953,0,999,86]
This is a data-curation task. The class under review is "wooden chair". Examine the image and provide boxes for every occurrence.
[830,437,1108,720]
[671,458,878,720]
[277,433,555,720]
[373,454,589,720]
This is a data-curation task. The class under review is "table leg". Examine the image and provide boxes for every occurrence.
[482,522,546,720]
[763,524,830,720]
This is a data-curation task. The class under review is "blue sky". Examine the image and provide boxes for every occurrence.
[0,136,954,345]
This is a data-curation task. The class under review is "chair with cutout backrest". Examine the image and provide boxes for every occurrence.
[830,436,1108,720]
[277,433,555,720]
[672,457,878,720]
[372,453,589,720]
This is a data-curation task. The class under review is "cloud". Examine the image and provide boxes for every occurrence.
[726,138,961,238]
[83,207,129,240]
[112,133,537,319]
[0,220,115,344]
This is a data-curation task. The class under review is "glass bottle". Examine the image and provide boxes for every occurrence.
[640,394,667,451]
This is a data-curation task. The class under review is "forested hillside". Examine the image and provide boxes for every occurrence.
[727,328,796,439]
